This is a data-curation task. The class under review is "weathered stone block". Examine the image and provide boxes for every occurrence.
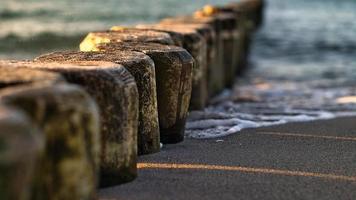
[93,42,193,144]
[1,60,139,187]
[0,83,100,200]
[0,105,44,200]
[34,51,160,155]
[218,13,239,86]
[160,16,225,96]
[161,23,217,98]
[136,24,208,110]
[0,64,65,86]
[217,4,254,74]
[227,0,265,29]
[80,29,174,52]
[196,9,239,87]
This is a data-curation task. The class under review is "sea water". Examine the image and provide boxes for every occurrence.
[1,0,356,138]
[186,0,356,138]
[0,0,232,59]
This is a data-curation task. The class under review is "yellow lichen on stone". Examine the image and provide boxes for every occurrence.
[194,5,219,18]
[80,33,110,52]
[110,26,129,31]
[202,5,219,16]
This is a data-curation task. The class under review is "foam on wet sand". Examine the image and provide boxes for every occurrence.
[186,77,356,139]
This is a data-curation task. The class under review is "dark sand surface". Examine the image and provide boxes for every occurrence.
[100,117,356,200]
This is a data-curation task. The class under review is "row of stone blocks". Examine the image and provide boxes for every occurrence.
[0,0,264,199]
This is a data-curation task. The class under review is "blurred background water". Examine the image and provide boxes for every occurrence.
[0,0,355,79]
[252,0,356,81]
[0,0,232,59]
[1,0,356,138]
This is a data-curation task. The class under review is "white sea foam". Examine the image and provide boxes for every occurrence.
[192,0,356,139]
[186,78,356,139]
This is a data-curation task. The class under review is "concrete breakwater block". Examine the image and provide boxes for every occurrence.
[160,16,225,97]
[224,14,246,77]
[164,23,218,98]
[215,13,239,86]
[197,8,239,86]
[135,24,208,110]
[215,5,253,74]
[0,64,65,86]
[0,105,44,200]
[227,0,265,29]
[35,51,160,156]
[94,42,193,144]
[80,29,174,52]
[2,60,139,187]
[0,83,100,200]
[155,24,217,89]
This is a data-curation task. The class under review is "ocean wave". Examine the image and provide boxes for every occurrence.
[0,32,85,52]
[254,33,356,58]
[0,9,56,19]
[186,78,356,139]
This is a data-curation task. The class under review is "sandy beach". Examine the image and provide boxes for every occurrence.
[100,116,356,200]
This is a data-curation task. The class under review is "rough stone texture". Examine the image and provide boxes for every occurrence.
[160,16,225,96]
[155,24,216,92]
[218,4,254,74]
[234,22,251,75]
[227,0,265,29]
[219,0,266,74]
[2,60,139,187]
[136,24,208,110]
[197,12,238,87]
[0,64,65,86]
[160,23,217,98]
[0,83,100,200]
[34,51,160,155]
[80,29,174,52]
[217,13,238,86]
[0,105,44,200]
[96,42,193,144]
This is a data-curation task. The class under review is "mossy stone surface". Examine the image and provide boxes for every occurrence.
[0,83,100,200]
[216,13,239,87]
[35,51,160,155]
[217,4,255,74]
[2,60,139,187]
[0,63,65,87]
[0,105,44,200]
[160,16,225,96]
[97,42,194,144]
[136,24,208,110]
[227,0,265,29]
[80,29,174,52]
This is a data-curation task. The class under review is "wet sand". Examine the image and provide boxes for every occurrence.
[99,116,356,200]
